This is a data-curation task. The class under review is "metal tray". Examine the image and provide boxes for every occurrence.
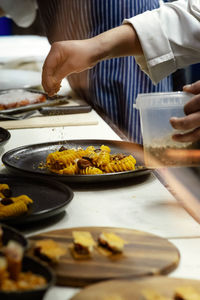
[0,88,69,115]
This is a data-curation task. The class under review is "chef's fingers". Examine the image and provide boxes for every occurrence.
[172,127,200,143]
[184,94,200,115]
[183,80,200,94]
[170,111,200,131]
[42,44,63,95]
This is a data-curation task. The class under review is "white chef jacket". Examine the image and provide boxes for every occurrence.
[0,0,37,27]
[124,0,200,84]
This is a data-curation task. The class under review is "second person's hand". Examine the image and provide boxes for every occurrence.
[170,80,200,143]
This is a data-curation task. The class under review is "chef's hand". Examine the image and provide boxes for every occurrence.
[42,25,142,96]
[42,39,100,96]
[170,80,200,143]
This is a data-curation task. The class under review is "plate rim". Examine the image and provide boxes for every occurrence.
[0,126,11,146]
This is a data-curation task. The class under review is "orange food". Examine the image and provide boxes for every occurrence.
[0,89,46,110]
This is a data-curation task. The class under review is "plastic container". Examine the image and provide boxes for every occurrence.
[135,92,199,167]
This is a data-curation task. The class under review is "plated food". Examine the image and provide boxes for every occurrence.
[33,239,67,264]
[71,231,96,259]
[0,175,73,225]
[2,139,150,184]
[0,183,33,219]
[46,144,136,175]
[28,226,179,287]
[0,224,54,299]
[69,231,125,260]
[98,232,125,254]
[69,276,200,300]
[0,89,46,111]
[0,88,68,115]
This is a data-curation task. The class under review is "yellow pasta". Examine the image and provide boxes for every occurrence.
[11,195,33,205]
[51,163,78,175]
[0,184,10,198]
[103,155,136,173]
[0,185,33,219]
[84,146,96,154]
[0,201,28,218]
[46,144,137,175]
[79,166,103,175]
[47,149,85,170]
[100,145,111,153]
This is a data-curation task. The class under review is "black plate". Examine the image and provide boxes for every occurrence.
[0,174,73,225]
[0,255,55,300]
[0,223,28,248]
[2,139,150,184]
[0,88,69,115]
[0,127,10,146]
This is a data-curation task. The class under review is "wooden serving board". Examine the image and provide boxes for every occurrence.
[70,276,200,300]
[28,227,180,287]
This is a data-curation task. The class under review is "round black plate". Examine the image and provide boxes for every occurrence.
[0,127,10,146]
[0,255,55,300]
[2,139,150,184]
[0,174,73,225]
[0,223,28,248]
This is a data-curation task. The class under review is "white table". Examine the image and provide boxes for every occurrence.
[0,108,200,300]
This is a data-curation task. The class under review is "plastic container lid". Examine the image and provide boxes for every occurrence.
[135,92,193,109]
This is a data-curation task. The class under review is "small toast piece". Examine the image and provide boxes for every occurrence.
[174,286,200,300]
[98,232,125,253]
[33,239,67,263]
[72,231,96,258]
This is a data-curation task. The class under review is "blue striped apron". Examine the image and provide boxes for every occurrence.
[37,0,172,143]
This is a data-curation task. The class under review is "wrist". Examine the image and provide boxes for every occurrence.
[90,24,142,64]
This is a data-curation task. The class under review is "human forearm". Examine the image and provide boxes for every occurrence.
[91,24,143,63]
[42,24,143,96]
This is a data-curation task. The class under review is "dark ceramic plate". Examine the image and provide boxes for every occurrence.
[0,255,55,300]
[2,139,150,184]
[0,223,28,248]
[0,174,73,225]
[0,127,10,146]
[0,88,69,115]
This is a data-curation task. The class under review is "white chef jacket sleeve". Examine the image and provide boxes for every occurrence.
[123,0,200,84]
[0,0,37,27]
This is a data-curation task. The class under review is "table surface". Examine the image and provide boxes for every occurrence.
[0,35,200,300]
[0,107,200,300]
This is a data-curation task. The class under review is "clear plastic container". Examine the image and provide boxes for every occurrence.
[135,92,199,167]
